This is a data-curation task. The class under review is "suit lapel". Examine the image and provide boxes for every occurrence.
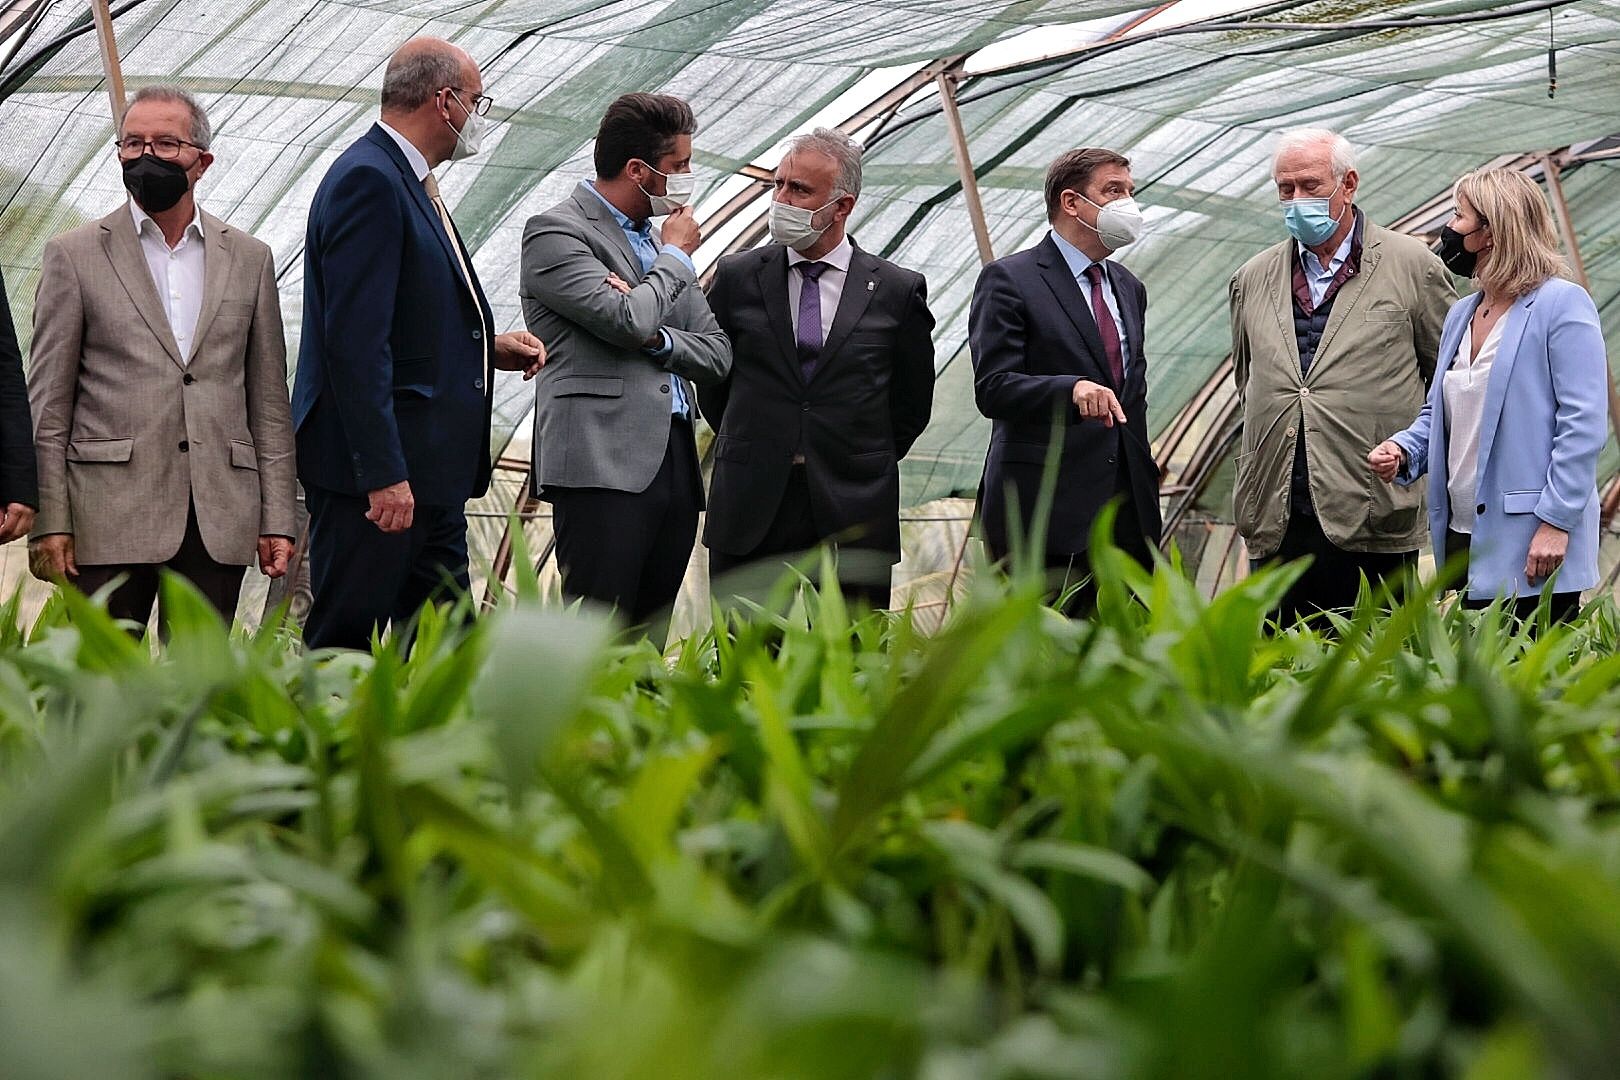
[1264,242,1296,378]
[1035,235,1111,387]
[1114,268,1145,393]
[814,245,878,380]
[1476,289,1536,479]
[571,183,643,280]
[99,207,184,369]
[366,126,468,288]
[757,246,800,378]
[189,210,233,362]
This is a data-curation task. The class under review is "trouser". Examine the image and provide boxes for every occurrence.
[1044,490,1154,619]
[995,462,1154,619]
[1445,528,1580,623]
[302,485,470,650]
[73,502,245,634]
[548,417,701,642]
[708,463,894,611]
[1257,511,1418,626]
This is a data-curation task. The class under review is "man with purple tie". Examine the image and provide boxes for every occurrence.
[701,129,936,609]
[969,147,1161,615]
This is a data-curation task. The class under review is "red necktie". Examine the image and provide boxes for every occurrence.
[1083,263,1124,386]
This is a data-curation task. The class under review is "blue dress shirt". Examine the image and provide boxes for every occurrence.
[1050,230,1130,372]
[585,181,695,418]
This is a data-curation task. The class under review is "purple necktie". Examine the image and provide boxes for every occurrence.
[1083,263,1125,387]
[796,261,829,381]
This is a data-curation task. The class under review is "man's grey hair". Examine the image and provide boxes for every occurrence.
[381,43,464,112]
[782,127,863,199]
[121,85,211,149]
[1272,127,1356,180]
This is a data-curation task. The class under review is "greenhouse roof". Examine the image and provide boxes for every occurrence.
[1,0,1617,508]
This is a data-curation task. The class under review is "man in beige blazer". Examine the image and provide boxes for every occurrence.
[28,86,296,628]
[1230,128,1454,624]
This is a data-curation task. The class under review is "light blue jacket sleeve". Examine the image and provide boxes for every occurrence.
[1391,398,1433,486]
[1535,286,1609,531]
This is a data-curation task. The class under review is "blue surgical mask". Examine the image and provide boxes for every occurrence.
[1281,181,1344,246]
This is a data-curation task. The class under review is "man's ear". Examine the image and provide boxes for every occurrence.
[1341,168,1359,200]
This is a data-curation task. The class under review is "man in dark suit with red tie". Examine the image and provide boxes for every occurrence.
[701,128,936,609]
[969,147,1160,614]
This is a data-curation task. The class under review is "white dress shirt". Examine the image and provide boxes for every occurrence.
[1444,315,1505,535]
[377,121,430,182]
[787,236,853,346]
[1049,230,1130,370]
[1298,227,1354,310]
[130,199,206,364]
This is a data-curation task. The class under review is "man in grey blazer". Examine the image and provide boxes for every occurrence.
[521,93,730,638]
[28,86,296,629]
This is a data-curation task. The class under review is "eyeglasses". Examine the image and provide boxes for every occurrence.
[115,136,205,160]
[445,87,493,116]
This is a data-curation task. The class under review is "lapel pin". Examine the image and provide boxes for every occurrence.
[866,280,875,292]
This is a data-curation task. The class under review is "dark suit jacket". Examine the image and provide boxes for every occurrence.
[0,271,37,509]
[700,241,935,559]
[292,124,495,506]
[969,233,1160,559]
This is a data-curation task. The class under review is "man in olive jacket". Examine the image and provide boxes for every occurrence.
[1230,128,1454,623]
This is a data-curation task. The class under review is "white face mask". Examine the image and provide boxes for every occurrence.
[445,91,484,161]
[638,162,695,216]
[1074,191,1145,250]
[768,195,841,251]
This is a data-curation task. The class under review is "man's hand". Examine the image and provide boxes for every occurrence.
[660,205,701,254]
[366,481,415,534]
[493,330,546,380]
[0,503,36,545]
[1525,520,1569,583]
[1367,440,1406,484]
[28,534,76,581]
[258,535,294,578]
[1072,379,1126,427]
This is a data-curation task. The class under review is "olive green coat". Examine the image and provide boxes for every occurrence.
[1229,221,1455,559]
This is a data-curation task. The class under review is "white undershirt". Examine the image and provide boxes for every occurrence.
[786,237,853,346]
[130,199,205,364]
[1444,316,1506,534]
[377,120,430,182]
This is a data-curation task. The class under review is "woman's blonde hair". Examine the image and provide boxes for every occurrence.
[1453,167,1568,298]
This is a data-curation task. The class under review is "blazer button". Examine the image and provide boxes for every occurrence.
[472,329,483,340]
[802,401,809,411]
[178,440,189,452]
[1476,503,1486,515]
[474,378,484,390]
[659,384,670,394]
[183,373,195,385]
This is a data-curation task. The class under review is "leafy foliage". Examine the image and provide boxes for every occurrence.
[2,545,1619,1079]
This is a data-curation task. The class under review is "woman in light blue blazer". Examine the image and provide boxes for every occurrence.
[1368,167,1609,622]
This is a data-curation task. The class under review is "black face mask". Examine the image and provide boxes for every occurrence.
[1437,224,1482,278]
[121,153,191,214]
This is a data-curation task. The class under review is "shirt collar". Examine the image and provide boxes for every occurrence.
[129,197,204,244]
[787,235,853,273]
[1296,208,1360,276]
[1049,229,1102,282]
[377,121,430,182]
[585,180,651,236]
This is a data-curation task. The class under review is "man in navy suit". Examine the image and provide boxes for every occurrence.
[969,147,1160,615]
[293,37,543,649]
